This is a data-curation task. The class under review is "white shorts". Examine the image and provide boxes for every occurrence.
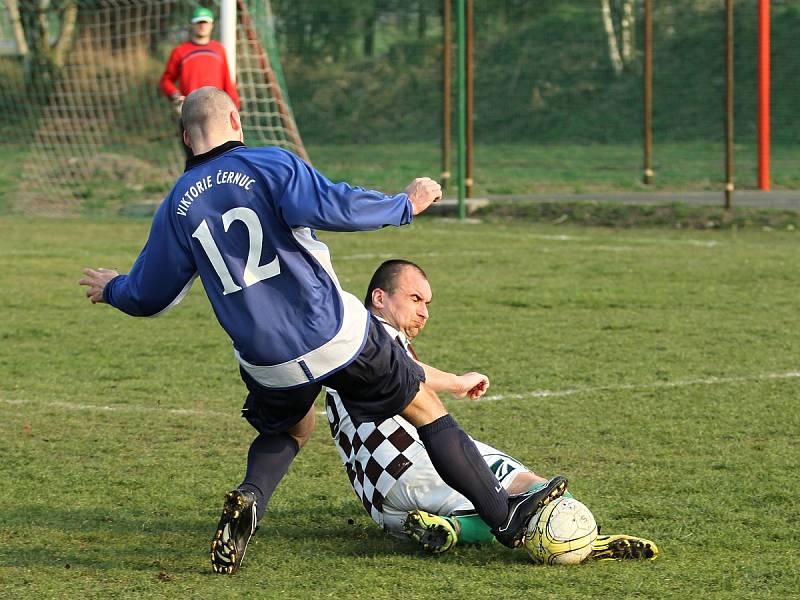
[381,439,529,534]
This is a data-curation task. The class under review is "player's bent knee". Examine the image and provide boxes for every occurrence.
[289,425,314,448]
[288,406,316,448]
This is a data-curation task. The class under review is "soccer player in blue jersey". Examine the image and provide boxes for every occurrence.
[79,87,567,574]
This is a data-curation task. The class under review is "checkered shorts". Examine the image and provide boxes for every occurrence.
[325,390,426,526]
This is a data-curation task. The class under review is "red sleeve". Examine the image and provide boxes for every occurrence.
[220,50,241,109]
[159,46,182,98]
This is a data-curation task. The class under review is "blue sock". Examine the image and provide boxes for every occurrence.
[417,414,509,529]
[238,432,299,521]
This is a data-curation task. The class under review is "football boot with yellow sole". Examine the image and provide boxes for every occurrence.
[591,534,659,561]
[403,510,460,554]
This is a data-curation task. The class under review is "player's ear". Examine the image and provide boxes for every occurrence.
[371,288,385,309]
[230,110,241,131]
[230,110,244,142]
[182,128,192,149]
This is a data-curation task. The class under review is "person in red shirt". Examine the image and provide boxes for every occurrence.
[160,7,240,156]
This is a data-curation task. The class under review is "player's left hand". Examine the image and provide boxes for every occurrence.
[79,267,119,304]
[171,94,185,115]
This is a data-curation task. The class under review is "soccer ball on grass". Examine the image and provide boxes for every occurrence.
[523,497,598,565]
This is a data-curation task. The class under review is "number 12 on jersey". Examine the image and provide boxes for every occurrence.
[192,207,281,295]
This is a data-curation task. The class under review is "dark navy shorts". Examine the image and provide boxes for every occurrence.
[240,315,425,435]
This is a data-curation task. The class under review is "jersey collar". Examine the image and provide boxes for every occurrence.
[184,140,245,171]
[373,314,407,346]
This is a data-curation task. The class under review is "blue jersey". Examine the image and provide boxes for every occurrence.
[104,142,414,388]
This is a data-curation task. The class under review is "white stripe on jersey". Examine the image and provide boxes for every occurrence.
[237,290,369,388]
[149,273,198,318]
[291,227,343,289]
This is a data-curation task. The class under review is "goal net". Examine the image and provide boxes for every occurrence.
[0,0,307,215]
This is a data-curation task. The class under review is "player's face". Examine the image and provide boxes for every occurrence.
[381,267,432,340]
[191,21,213,42]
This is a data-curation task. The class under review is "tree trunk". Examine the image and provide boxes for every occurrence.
[620,0,635,64]
[4,0,29,57]
[20,0,53,88]
[32,0,50,58]
[20,0,74,93]
[363,1,376,57]
[600,0,623,75]
[417,1,427,40]
[52,0,77,69]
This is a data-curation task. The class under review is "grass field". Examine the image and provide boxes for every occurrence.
[1,216,799,598]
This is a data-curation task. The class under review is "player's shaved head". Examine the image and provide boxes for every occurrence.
[181,86,241,153]
[364,260,427,309]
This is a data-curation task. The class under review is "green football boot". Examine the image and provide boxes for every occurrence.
[403,510,460,554]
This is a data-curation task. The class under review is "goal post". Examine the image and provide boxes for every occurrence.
[220,0,236,81]
[0,0,307,215]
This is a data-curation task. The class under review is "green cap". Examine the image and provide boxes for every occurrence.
[191,7,214,23]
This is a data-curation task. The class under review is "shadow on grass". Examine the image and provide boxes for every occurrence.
[1,504,527,572]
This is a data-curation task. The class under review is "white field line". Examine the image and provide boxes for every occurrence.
[337,246,638,263]
[333,235,719,263]
[3,371,798,418]
[522,234,720,248]
[420,230,721,248]
[1,398,234,419]
[477,370,800,403]
[1,234,716,260]
[337,250,495,261]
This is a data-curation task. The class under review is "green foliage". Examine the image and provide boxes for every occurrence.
[281,1,800,145]
[0,59,33,139]
[2,217,800,597]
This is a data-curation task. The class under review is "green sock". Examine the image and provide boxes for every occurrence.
[452,513,495,544]
[451,482,575,545]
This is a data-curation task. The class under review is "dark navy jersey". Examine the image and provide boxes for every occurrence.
[104,143,413,387]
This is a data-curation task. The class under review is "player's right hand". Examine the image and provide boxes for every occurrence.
[406,177,442,215]
[79,267,119,304]
[455,372,490,400]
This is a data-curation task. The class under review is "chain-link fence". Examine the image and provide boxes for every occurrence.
[276,0,799,191]
[1,1,798,214]
[0,0,306,213]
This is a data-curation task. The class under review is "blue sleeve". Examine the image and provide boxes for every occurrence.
[270,151,414,231]
[103,199,197,317]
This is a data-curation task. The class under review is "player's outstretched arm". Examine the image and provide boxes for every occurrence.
[417,361,489,399]
[81,200,198,317]
[271,150,425,231]
[79,268,119,304]
[405,177,442,215]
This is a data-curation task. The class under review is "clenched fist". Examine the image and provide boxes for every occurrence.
[405,177,442,215]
